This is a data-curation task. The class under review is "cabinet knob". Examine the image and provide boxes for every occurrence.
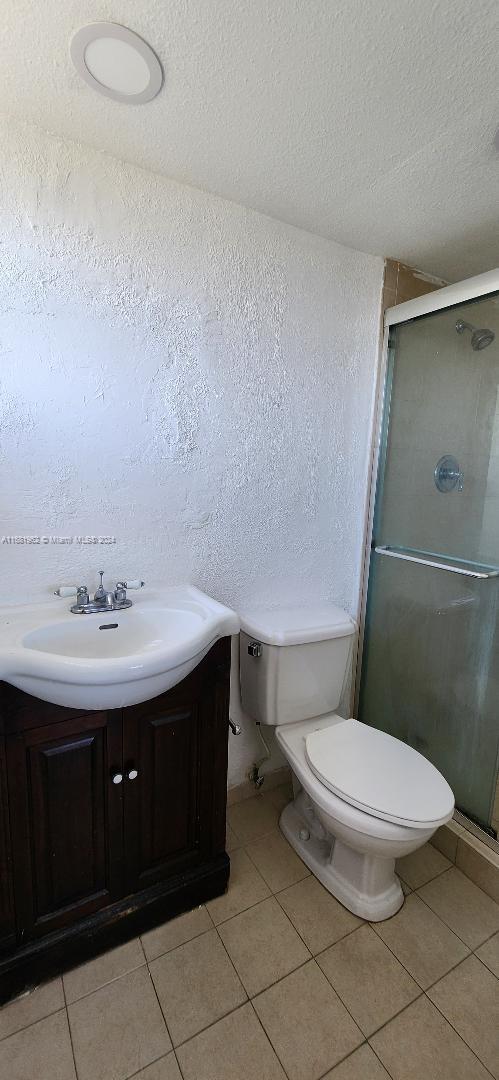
[111,771,123,785]
[126,768,138,781]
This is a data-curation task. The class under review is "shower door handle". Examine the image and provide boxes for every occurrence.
[374,546,499,579]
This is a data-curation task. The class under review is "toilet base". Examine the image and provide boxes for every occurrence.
[280,798,404,921]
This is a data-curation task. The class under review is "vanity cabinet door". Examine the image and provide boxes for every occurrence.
[0,738,14,949]
[122,642,230,895]
[7,711,124,939]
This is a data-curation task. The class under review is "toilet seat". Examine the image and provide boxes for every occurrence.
[305,718,454,829]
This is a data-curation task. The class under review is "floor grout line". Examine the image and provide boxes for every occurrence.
[246,998,293,1080]
[208,893,272,931]
[172,1048,186,1080]
[230,826,280,847]
[348,990,425,1043]
[0,998,67,1045]
[369,915,473,995]
[365,1039,398,1080]
[314,1039,398,1080]
[147,926,214,960]
[473,925,499,951]
[211,917,251,996]
[396,859,452,892]
[165,1000,249,1054]
[125,1048,183,1080]
[360,986,497,1080]
[143,969,191,1079]
[144,961,178,1070]
[421,989,497,1080]
[273,883,364,958]
[423,952,477,994]
[473,948,499,982]
[204,900,217,929]
[297,948,425,1055]
[213,905,317,1010]
[205,851,272,928]
[242,836,311,893]
[61,978,80,1080]
[62,959,148,1008]
[146,923,253,1056]
[414,873,498,952]
[248,956,314,1004]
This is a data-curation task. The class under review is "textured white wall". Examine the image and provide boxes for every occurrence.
[0,117,383,785]
[3,0,498,282]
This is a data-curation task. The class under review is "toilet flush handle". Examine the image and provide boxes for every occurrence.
[248,641,263,658]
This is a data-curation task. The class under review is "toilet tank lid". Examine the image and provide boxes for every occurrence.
[239,603,356,646]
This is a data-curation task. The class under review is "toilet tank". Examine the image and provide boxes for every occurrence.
[239,603,356,727]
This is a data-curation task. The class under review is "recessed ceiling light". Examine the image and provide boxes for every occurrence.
[70,23,163,104]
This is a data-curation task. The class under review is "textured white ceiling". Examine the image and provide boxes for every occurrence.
[2,0,498,280]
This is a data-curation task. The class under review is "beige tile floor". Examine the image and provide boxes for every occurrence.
[1,783,498,1080]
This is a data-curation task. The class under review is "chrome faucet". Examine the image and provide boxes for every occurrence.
[90,570,116,610]
[54,572,145,614]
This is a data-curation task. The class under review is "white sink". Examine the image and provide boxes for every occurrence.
[0,586,239,709]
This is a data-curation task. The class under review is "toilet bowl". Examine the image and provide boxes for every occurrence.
[276,713,453,919]
[239,603,454,921]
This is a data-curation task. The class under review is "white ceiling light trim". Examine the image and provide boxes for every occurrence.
[70,23,163,104]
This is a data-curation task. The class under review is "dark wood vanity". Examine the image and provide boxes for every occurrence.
[0,638,231,1002]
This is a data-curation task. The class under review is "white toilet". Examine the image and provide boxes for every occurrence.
[239,603,454,921]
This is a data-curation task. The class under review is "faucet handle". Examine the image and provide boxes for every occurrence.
[114,581,127,603]
[93,570,106,601]
[54,584,88,598]
[114,580,145,603]
[76,585,90,606]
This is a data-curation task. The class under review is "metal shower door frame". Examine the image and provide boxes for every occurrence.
[353,266,499,720]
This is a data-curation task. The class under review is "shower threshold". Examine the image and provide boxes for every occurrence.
[454,808,499,857]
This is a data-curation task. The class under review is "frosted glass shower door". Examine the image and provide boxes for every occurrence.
[359,295,499,833]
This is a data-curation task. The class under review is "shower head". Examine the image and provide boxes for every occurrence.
[455,319,495,351]
[471,326,495,350]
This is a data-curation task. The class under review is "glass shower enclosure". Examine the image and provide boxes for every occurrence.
[358,273,499,846]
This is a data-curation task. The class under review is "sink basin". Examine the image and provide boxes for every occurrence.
[0,586,239,709]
